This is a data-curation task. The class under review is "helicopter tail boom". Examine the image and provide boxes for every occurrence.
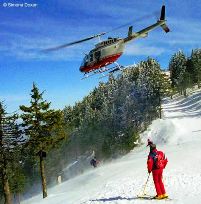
[124,5,169,43]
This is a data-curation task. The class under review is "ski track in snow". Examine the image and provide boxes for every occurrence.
[23,89,201,204]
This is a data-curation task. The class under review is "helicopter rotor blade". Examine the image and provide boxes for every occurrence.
[105,10,158,34]
[43,10,158,52]
[43,32,106,52]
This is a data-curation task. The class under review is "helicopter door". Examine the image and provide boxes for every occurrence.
[95,51,101,62]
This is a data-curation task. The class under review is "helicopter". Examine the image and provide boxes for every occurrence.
[44,5,169,79]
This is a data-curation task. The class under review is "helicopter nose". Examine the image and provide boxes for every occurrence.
[79,66,84,72]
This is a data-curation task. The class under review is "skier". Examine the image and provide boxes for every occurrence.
[90,156,99,168]
[147,139,168,199]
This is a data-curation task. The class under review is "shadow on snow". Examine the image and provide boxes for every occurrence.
[90,196,153,202]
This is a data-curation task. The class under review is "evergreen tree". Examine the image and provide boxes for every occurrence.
[138,58,171,118]
[9,162,26,204]
[0,102,24,204]
[169,50,187,95]
[20,83,66,198]
[191,49,201,88]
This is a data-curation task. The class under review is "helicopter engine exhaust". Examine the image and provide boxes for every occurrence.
[128,26,133,38]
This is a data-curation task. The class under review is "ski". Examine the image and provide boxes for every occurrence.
[137,195,154,200]
[137,196,173,201]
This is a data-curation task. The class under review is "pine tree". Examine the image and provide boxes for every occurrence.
[191,49,201,88]
[0,102,24,204]
[169,50,187,95]
[20,83,66,198]
[9,162,26,204]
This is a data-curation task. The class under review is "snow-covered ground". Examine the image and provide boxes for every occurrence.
[23,89,201,204]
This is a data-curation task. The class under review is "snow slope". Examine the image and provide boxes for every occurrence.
[23,89,201,204]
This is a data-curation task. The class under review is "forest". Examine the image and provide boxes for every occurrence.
[0,48,201,204]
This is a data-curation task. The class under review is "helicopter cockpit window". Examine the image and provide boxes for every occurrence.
[90,54,93,62]
[95,51,101,61]
[81,55,88,66]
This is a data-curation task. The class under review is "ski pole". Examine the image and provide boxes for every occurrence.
[141,173,151,196]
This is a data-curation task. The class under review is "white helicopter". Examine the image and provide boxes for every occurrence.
[44,5,169,79]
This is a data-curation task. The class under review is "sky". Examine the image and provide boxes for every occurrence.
[1,0,201,112]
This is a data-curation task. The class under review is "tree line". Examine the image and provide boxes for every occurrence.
[0,48,200,203]
[169,49,201,96]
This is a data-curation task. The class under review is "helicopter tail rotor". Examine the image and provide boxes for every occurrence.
[160,5,165,21]
[159,5,170,33]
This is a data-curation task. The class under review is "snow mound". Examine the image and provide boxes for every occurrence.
[142,89,201,146]
[141,119,177,145]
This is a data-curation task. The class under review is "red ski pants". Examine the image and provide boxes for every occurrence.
[152,169,166,196]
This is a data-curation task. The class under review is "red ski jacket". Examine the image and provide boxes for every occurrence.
[147,149,168,173]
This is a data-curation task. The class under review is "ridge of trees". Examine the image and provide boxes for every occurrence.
[169,49,201,96]
[62,58,171,163]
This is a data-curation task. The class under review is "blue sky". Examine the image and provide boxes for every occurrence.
[1,0,201,112]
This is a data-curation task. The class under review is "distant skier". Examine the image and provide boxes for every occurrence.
[147,139,168,199]
[90,156,99,168]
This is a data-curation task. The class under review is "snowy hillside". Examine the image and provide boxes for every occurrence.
[23,89,201,204]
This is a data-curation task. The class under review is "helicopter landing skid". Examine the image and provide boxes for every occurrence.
[81,64,124,80]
